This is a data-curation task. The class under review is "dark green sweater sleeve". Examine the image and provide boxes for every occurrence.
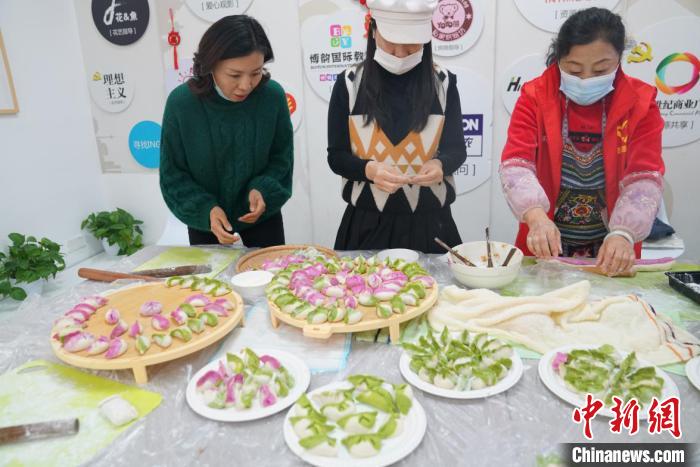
[246,87,294,216]
[159,115,218,232]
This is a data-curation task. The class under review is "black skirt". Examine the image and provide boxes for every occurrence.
[334,205,462,254]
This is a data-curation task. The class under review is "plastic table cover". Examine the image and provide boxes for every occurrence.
[1,246,698,466]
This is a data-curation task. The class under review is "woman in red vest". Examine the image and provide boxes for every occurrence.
[500,7,664,276]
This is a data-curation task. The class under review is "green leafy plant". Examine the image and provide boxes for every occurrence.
[81,208,144,256]
[0,233,66,301]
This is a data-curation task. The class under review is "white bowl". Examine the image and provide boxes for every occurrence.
[230,270,274,301]
[377,248,420,263]
[449,241,523,289]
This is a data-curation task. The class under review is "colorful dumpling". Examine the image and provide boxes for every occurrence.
[342,434,383,458]
[299,434,338,457]
[320,400,355,421]
[336,411,378,434]
[377,414,403,439]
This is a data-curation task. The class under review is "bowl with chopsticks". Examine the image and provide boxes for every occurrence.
[448,241,523,289]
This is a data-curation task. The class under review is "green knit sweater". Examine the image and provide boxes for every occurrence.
[159,79,293,233]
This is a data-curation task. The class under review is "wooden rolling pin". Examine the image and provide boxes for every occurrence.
[78,268,161,283]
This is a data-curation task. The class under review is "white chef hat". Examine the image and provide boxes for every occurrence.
[367,0,438,45]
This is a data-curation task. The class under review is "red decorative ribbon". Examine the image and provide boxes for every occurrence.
[167,8,181,70]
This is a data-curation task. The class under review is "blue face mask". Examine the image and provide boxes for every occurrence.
[559,66,618,106]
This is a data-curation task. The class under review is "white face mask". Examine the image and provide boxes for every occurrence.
[374,46,424,75]
[212,75,234,102]
[559,66,618,106]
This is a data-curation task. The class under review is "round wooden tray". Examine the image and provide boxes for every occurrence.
[235,244,338,273]
[268,283,438,344]
[51,282,244,385]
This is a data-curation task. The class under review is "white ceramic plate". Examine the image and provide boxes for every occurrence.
[377,249,420,263]
[399,351,523,399]
[538,345,679,419]
[685,356,700,392]
[283,381,427,467]
[186,348,310,422]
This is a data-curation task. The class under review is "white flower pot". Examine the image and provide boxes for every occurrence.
[9,278,45,299]
[102,238,121,256]
[82,228,104,253]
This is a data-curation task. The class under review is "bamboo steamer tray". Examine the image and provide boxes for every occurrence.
[268,283,438,344]
[50,282,244,385]
[236,244,338,273]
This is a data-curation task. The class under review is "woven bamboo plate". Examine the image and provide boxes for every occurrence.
[51,282,244,384]
[268,283,438,344]
[235,244,338,273]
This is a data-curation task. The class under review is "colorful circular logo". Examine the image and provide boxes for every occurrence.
[655,52,700,95]
[128,120,161,169]
[286,93,297,117]
[432,0,473,42]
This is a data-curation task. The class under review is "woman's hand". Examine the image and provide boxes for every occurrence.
[238,189,266,224]
[411,159,443,186]
[596,234,635,276]
[209,206,240,244]
[366,161,410,193]
[524,207,562,258]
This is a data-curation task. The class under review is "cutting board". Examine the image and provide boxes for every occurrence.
[0,360,162,466]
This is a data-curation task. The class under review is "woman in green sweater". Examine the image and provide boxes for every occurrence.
[160,15,293,247]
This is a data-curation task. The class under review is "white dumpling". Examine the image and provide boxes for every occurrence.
[433,374,456,389]
[492,346,512,360]
[312,390,345,406]
[292,418,315,438]
[343,417,373,435]
[470,377,487,390]
[292,403,312,417]
[308,441,338,457]
[418,368,433,383]
[348,440,380,458]
[385,417,404,439]
[200,389,220,406]
[321,402,355,421]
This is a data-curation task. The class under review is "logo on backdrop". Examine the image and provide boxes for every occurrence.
[91,0,149,46]
[431,0,483,57]
[622,16,700,147]
[500,54,546,114]
[449,66,492,194]
[627,42,653,64]
[128,121,161,169]
[655,52,700,95]
[301,9,368,102]
[432,0,472,42]
[89,70,134,113]
[462,113,483,160]
[184,0,254,23]
[330,24,353,49]
[512,0,620,33]
[277,80,303,133]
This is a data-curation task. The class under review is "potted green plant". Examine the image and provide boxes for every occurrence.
[81,208,144,256]
[0,233,66,301]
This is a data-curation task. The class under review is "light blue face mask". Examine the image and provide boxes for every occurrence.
[559,66,618,106]
[212,76,234,102]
